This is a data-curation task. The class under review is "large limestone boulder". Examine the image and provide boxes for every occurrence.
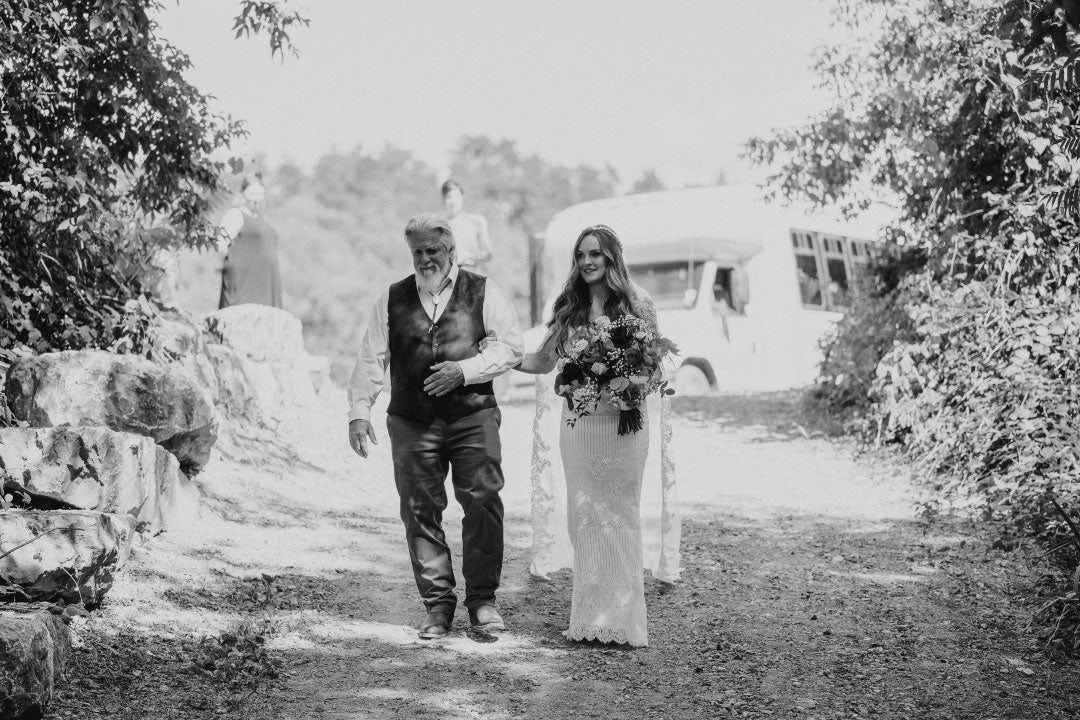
[137,308,256,427]
[146,307,205,363]
[200,342,270,422]
[145,308,221,395]
[203,304,328,414]
[0,510,136,605]
[0,606,70,720]
[0,427,198,533]
[204,304,304,364]
[4,350,217,475]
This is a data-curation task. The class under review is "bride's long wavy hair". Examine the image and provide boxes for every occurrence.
[546,225,641,350]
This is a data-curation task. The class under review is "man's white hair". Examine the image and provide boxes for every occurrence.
[405,212,456,250]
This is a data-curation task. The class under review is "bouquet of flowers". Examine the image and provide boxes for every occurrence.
[554,314,679,435]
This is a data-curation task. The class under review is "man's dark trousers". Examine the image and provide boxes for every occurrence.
[386,406,505,615]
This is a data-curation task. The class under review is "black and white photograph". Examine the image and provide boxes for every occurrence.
[3,1,1080,718]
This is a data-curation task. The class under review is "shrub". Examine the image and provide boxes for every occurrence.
[872,281,1080,543]
[746,0,1080,650]
[810,246,924,423]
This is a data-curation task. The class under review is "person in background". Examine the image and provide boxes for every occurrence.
[441,179,493,275]
[442,179,513,398]
[218,174,282,309]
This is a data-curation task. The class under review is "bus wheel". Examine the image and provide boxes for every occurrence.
[675,365,712,396]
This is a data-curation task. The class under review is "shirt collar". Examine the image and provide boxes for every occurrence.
[414,262,459,294]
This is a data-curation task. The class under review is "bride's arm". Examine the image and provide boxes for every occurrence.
[514,328,559,375]
[635,287,660,333]
[516,351,557,375]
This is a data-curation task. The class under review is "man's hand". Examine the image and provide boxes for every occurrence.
[424,361,464,397]
[349,418,378,458]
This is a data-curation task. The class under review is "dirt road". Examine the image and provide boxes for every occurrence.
[46,391,1080,719]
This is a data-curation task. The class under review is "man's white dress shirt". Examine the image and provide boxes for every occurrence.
[347,263,523,423]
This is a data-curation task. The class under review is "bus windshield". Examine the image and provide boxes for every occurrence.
[629,261,706,309]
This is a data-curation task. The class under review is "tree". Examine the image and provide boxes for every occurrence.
[0,0,307,363]
[745,0,1080,544]
[310,144,438,269]
[449,136,617,237]
[684,169,729,189]
[628,168,665,195]
[272,158,306,198]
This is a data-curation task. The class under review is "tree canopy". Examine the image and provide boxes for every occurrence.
[628,168,666,194]
[748,0,1080,555]
[0,0,306,362]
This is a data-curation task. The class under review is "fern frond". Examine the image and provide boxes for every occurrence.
[1040,185,1080,212]
[1036,57,1080,92]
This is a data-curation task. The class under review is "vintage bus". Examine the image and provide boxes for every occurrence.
[519,185,896,393]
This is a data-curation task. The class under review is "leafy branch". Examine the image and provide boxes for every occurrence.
[231,1,310,60]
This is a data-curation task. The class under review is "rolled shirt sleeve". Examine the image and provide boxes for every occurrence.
[457,277,524,385]
[347,289,390,423]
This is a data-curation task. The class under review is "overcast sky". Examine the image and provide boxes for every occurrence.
[155,1,838,188]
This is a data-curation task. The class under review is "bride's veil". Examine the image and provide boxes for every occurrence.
[527,366,682,584]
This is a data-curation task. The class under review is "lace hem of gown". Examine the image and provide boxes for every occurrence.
[564,624,648,647]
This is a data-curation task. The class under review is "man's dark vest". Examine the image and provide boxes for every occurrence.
[387,269,497,423]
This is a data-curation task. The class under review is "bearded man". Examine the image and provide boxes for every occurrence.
[347,212,523,639]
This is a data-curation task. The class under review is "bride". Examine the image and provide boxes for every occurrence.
[515,224,681,647]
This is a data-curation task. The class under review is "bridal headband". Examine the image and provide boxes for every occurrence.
[581,224,623,252]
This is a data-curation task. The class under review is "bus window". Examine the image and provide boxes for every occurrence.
[795,254,823,307]
[630,261,706,310]
[731,265,749,312]
[791,231,824,308]
[713,267,749,314]
[712,268,732,308]
[791,229,873,311]
[825,257,851,308]
[821,235,850,309]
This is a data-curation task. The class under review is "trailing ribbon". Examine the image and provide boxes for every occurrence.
[617,407,644,436]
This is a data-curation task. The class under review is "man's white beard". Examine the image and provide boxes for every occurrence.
[416,268,448,296]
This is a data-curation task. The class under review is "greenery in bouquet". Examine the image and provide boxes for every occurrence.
[554,314,678,435]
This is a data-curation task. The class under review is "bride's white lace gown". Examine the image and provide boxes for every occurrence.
[529,295,681,648]
[560,400,650,645]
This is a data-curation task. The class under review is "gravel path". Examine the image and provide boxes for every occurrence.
[45,391,1080,719]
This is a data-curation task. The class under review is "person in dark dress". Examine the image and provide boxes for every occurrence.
[218,175,282,309]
